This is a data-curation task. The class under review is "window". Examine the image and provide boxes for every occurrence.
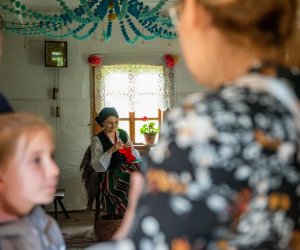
[94,64,168,144]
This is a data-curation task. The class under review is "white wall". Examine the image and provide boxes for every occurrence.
[0,31,203,211]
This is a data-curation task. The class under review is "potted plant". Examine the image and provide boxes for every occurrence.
[140,116,160,145]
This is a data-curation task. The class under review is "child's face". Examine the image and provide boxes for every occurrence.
[0,128,59,216]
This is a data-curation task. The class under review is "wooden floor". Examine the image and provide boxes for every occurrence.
[48,210,98,249]
[54,209,94,228]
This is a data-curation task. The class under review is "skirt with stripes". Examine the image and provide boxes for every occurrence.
[99,162,140,215]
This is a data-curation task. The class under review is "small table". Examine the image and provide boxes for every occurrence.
[54,189,70,220]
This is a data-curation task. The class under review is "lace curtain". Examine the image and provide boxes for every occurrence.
[94,64,175,113]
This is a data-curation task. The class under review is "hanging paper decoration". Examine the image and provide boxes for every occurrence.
[0,0,177,45]
[88,54,102,67]
[163,54,179,69]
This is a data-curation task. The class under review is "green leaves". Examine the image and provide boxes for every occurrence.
[140,121,159,135]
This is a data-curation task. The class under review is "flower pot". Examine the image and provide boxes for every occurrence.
[144,134,156,145]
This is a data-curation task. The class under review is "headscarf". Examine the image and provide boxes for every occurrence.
[95,107,119,127]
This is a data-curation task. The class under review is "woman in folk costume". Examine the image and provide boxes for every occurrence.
[90,107,141,216]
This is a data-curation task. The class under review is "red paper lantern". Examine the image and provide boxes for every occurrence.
[163,54,176,69]
[166,59,175,68]
[164,54,172,61]
[88,55,102,67]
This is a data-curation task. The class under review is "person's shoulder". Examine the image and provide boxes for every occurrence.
[117,128,129,142]
[93,132,103,141]
[92,135,100,142]
[117,128,128,135]
[176,89,234,113]
[30,206,57,228]
[178,89,237,107]
[170,87,251,122]
[30,206,65,248]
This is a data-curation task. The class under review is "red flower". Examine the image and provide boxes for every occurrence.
[88,55,102,67]
[141,116,148,121]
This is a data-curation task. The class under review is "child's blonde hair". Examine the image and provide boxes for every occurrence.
[0,113,53,169]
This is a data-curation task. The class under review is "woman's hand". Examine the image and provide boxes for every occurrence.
[108,140,124,154]
[124,141,133,149]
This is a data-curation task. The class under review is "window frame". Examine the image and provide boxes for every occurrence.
[92,109,165,145]
[119,109,164,144]
[92,66,166,144]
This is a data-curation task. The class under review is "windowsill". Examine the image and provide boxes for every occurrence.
[134,144,156,158]
[134,144,156,151]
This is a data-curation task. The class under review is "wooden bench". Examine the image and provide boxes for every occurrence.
[54,189,70,220]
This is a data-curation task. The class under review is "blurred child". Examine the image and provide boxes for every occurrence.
[0,113,65,250]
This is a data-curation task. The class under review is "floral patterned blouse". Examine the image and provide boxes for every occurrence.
[88,63,300,250]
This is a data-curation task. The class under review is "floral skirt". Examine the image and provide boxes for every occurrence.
[99,162,140,215]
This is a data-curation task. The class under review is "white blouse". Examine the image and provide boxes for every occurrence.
[90,130,140,172]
